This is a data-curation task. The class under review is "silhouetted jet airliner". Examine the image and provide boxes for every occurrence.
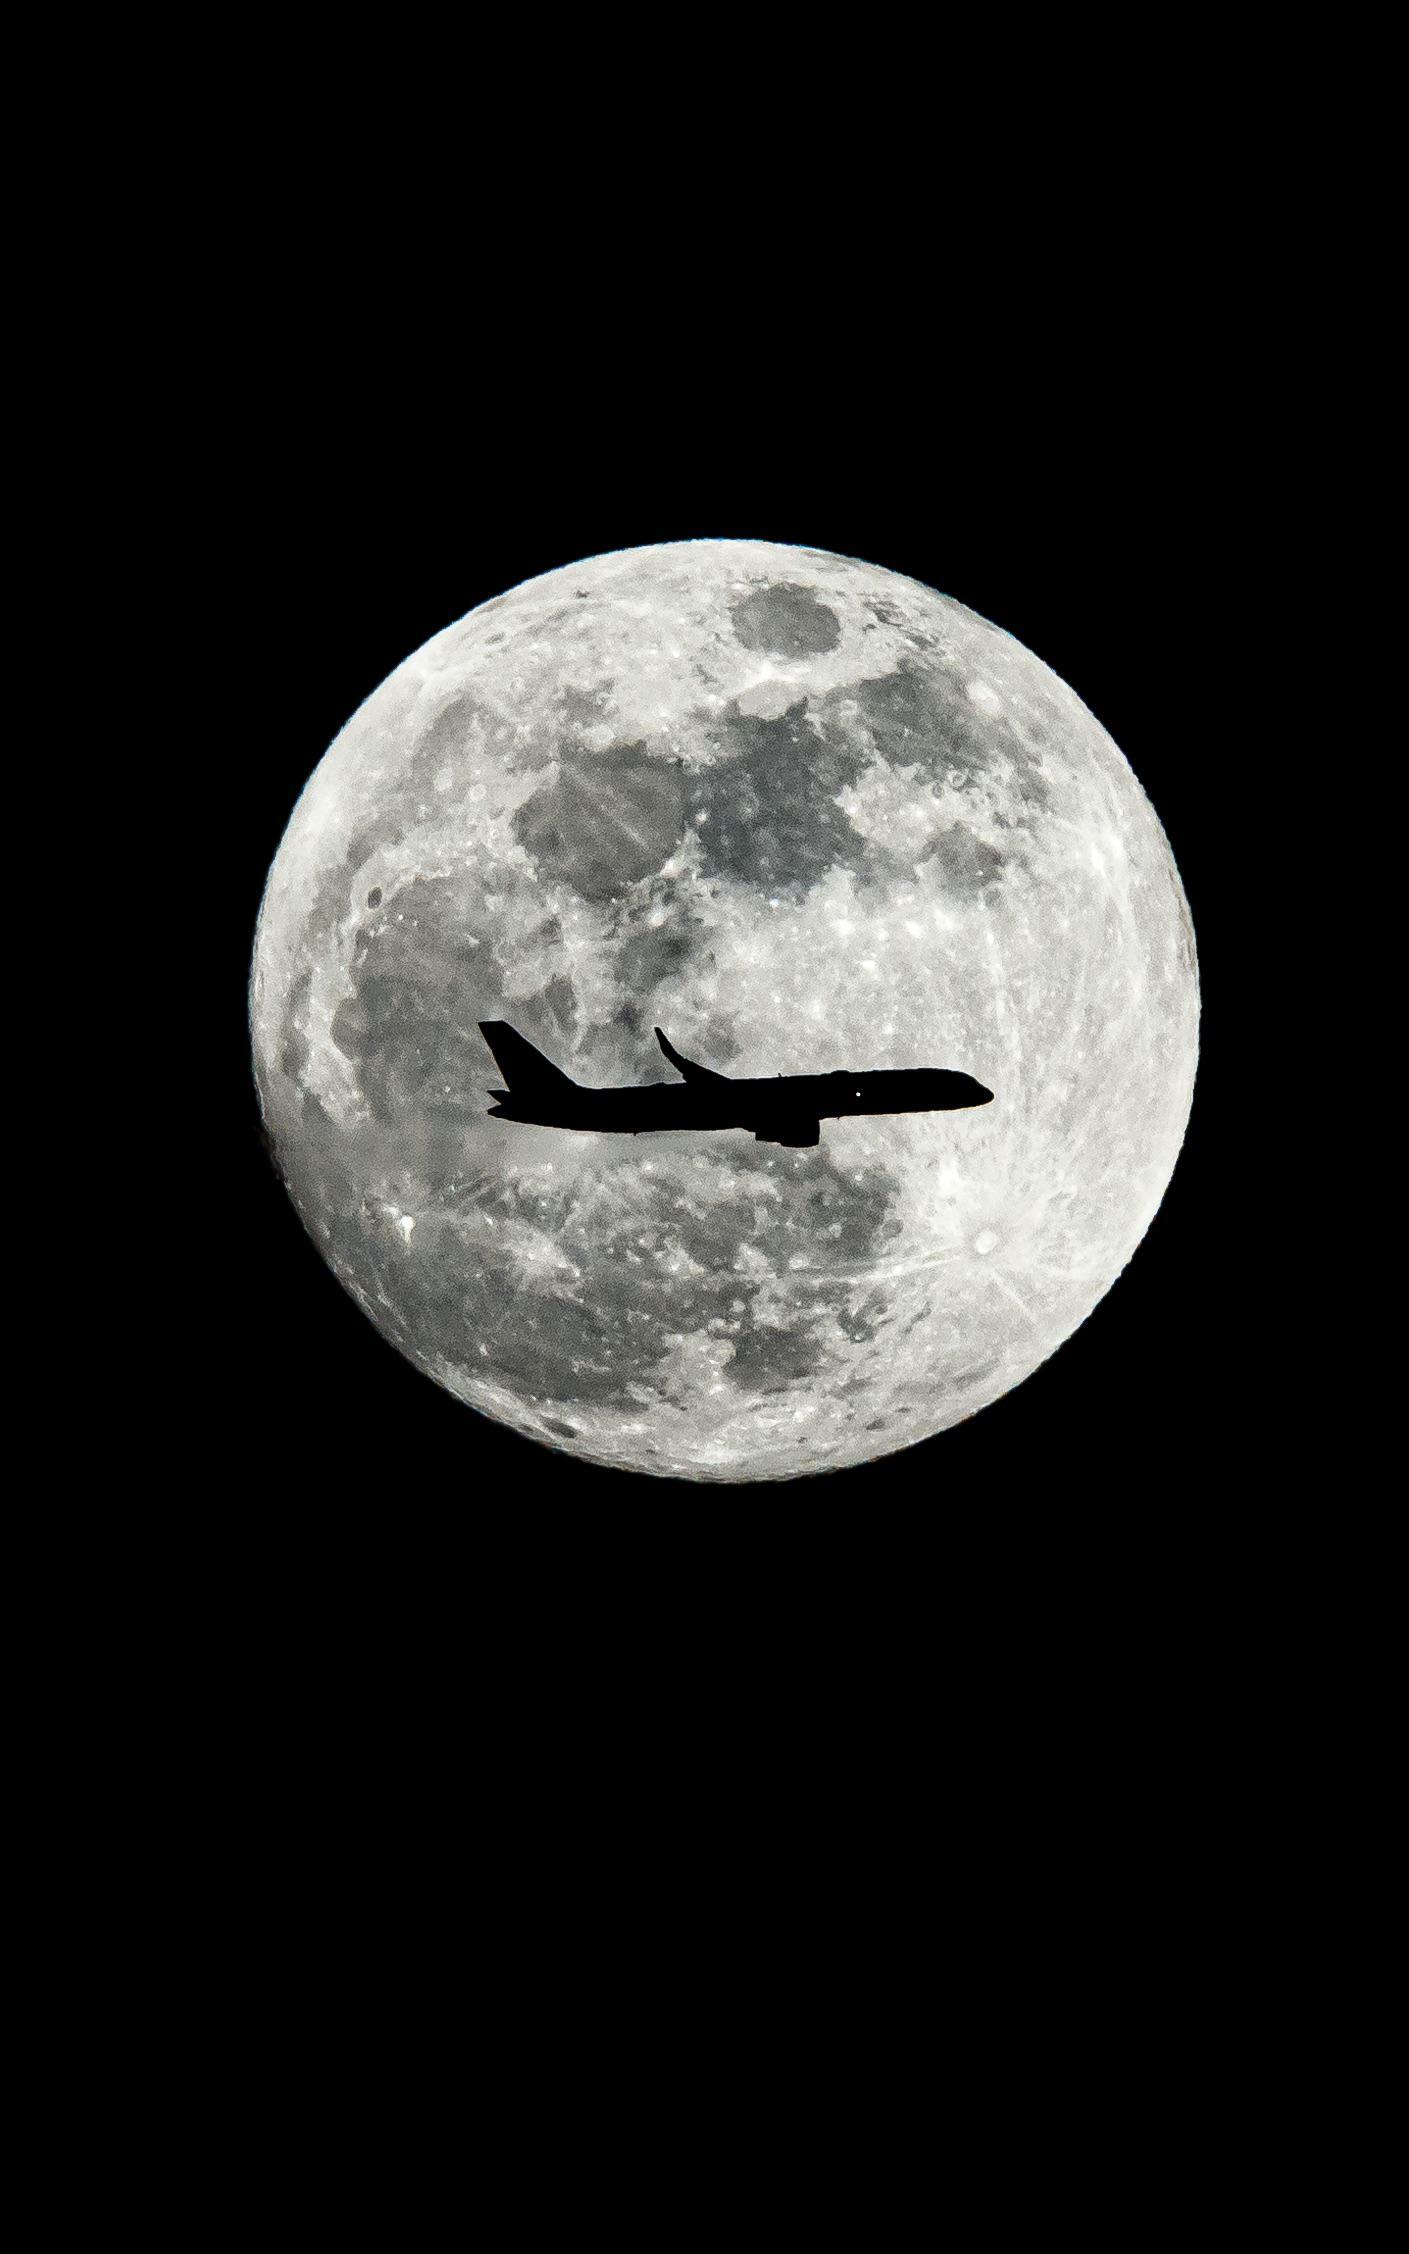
[480,1023,992,1149]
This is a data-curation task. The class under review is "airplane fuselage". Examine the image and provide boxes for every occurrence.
[479,1020,992,1147]
[491,1068,988,1138]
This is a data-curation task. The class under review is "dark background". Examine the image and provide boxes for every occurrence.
[216,386,1234,1531]
[73,119,1340,2125]
[44,86,1349,2167]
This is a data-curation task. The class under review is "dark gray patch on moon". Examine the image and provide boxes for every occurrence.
[331,874,507,1131]
[412,691,482,773]
[513,741,687,903]
[924,823,1007,897]
[725,1314,828,1393]
[558,683,611,726]
[731,582,842,658]
[845,662,1049,805]
[377,691,508,834]
[714,1144,896,1279]
[410,1217,672,1416]
[689,700,871,898]
[376,1196,676,1417]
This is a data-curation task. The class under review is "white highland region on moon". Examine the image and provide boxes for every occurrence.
[250,541,1198,1481]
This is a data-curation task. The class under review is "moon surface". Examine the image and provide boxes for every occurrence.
[250,540,1198,1481]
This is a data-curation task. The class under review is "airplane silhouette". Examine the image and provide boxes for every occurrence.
[479,1022,993,1149]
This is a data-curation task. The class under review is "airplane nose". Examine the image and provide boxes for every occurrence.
[971,1079,995,1106]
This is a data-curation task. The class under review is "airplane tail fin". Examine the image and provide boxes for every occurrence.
[478,1022,578,1095]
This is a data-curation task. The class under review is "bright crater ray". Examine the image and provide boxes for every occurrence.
[250,541,1198,1480]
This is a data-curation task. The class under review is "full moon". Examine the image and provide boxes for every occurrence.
[251,540,1198,1480]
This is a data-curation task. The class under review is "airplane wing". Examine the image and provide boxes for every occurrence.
[655,1028,728,1084]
